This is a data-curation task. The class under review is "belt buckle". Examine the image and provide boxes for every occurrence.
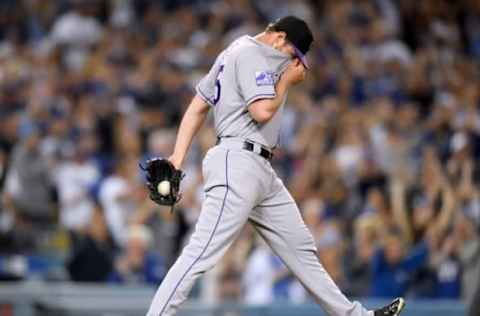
[252,143,263,155]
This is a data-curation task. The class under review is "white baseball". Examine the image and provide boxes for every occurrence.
[157,180,171,196]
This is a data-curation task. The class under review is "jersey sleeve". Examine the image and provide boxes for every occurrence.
[196,53,224,107]
[235,49,276,106]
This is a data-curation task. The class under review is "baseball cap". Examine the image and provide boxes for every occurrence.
[269,16,314,69]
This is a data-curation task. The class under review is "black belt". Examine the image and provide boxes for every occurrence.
[243,141,274,161]
[216,138,274,161]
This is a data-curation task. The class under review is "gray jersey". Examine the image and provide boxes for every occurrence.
[196,35,291,149]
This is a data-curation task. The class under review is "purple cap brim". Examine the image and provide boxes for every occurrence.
[293,46,309,69]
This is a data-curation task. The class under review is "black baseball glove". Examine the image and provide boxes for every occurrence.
[139,158,184,207]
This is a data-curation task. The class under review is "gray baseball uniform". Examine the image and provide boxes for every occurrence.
[146,35,373,316]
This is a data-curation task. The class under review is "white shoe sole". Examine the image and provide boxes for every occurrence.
[394,298,406,315]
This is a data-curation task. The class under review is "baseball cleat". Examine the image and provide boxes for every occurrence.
[374,297,406,316]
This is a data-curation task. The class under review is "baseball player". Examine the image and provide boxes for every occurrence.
[146,16,405,316]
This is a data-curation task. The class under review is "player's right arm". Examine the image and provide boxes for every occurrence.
[168,51,226,169]
[169,95,210,169]
[248,59,306,124]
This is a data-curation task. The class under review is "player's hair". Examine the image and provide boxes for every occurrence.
[265,23,277,33]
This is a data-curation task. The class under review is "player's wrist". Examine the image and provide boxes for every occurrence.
[277,76,291,91]
[168,154,183,170]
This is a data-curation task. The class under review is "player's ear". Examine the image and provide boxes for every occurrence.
[277,31,287,42]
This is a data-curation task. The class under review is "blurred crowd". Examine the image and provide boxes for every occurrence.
[0,0,480,311]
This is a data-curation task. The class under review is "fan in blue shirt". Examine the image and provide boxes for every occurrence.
[371,229,429,297]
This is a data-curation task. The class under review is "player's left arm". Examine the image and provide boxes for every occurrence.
[169,95,210,169]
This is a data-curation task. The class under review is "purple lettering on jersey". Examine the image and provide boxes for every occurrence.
[255,71,274,86]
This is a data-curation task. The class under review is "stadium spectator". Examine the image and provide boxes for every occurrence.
[67,205,114,282]
[108,225,165,285]
[243,239,274,304]
[370,228,429,298]
[54,131,100,234]
[3,120,58,251]
[99,157,145,248]
[49,0,104,71]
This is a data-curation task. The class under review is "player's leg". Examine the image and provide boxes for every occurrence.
[249,177,373,316]
[146,148,263,316]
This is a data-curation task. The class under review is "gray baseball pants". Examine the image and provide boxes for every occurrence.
[146,138,372,316]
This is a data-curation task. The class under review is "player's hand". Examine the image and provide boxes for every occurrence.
[282,58,306,86]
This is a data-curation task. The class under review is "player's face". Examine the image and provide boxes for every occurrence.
[273,33,296,59]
